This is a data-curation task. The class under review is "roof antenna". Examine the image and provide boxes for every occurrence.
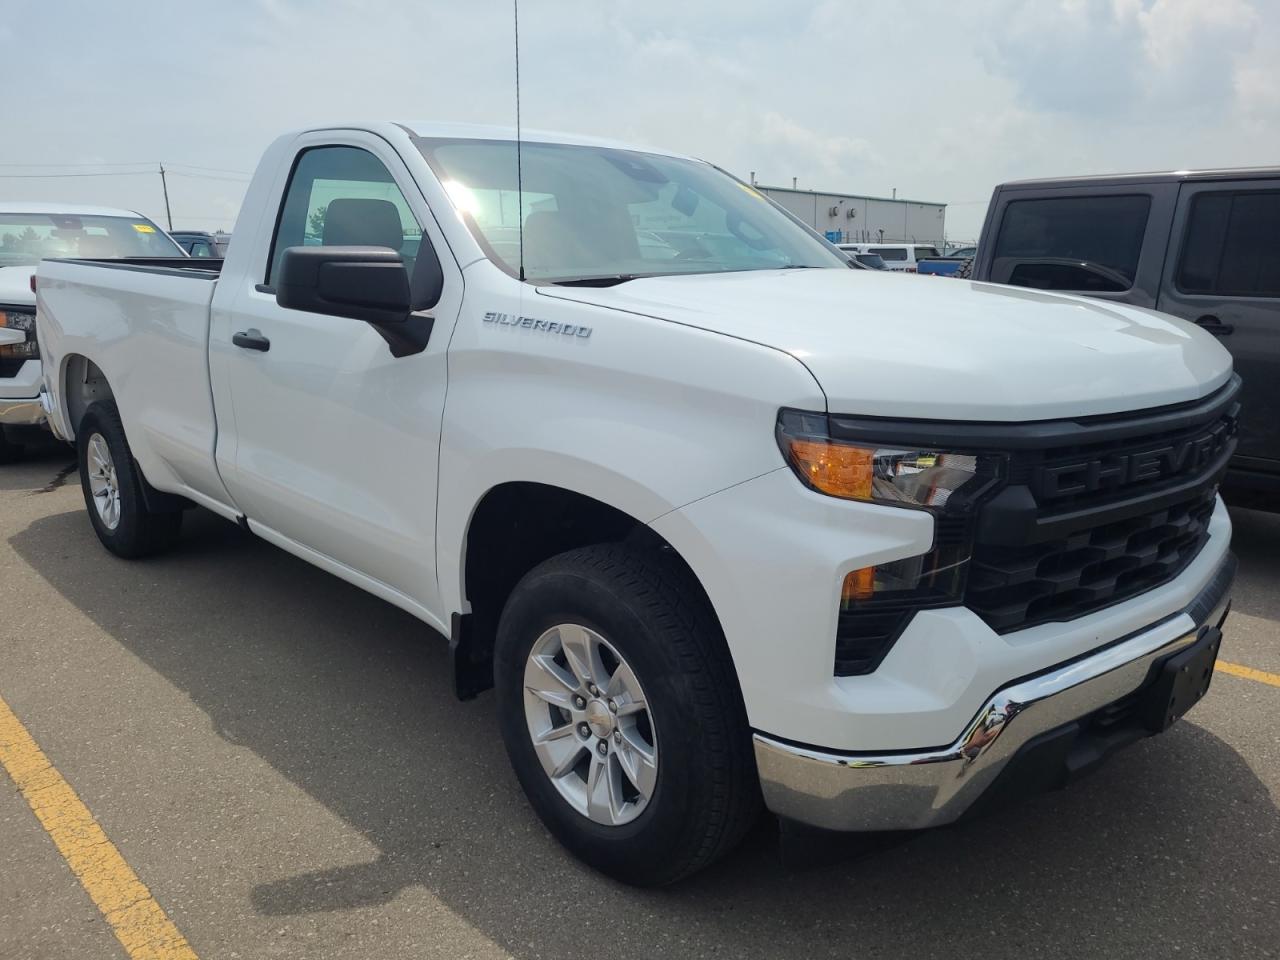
[513,0,526,281]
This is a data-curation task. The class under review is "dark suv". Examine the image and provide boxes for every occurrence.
[169,230,230,258]
[972,168,1279,504]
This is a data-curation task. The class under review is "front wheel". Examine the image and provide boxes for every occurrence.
[77,401,182,558]
[495,543,760,885]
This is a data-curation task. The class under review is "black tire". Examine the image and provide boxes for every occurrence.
[0,428,24,465]
[495,543,760,885]
[77,400,182,558]
[953,256,974,279]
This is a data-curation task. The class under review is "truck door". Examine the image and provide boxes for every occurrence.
[1158,180,1280,481]
[975,182,1177,307]
[210,135,462,625]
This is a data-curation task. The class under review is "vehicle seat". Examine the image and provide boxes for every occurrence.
[322,198,404,250]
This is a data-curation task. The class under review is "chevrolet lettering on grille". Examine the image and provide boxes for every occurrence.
[1032,416,1237,500]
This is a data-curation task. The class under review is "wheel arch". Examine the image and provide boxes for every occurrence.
[61,353,116,439]
[451,480,734,701]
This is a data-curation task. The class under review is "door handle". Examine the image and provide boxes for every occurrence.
[232,328,271,352]
[1194,315,1234,336]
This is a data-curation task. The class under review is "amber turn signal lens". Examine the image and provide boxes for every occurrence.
[784,438,874,500]
[842,567,876,605]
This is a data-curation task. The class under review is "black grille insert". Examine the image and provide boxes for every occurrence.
[967,488,1217,632]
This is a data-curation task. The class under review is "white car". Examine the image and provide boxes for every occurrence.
[840,242,942,273]
[0,203,183,461]
[36,122,1237,884]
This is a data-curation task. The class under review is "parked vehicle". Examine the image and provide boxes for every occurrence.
[836,245,887,269]
[916,255,970,277]
[1,203,183,462]
[839,242,941,273]
[971,167,1279,502]
[37,123,1237,884]
[170,230,231,258]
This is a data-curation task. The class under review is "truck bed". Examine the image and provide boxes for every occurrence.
[37,255,229,510]
[47,257,224,276]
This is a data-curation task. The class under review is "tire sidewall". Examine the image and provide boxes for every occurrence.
[77,403,146,554]
[496,562,718,880]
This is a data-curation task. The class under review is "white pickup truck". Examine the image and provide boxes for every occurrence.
[36,122,1238,884]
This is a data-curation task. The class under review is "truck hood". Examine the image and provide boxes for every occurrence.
[0,265,36,308]
[538,269,1234,420]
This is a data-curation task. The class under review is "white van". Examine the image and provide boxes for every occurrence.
[841,243,941,273]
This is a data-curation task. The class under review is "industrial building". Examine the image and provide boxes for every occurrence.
[754,183,947,247]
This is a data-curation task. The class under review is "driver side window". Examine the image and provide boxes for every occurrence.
[266,145,423,286]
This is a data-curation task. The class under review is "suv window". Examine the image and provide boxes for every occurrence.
[991,194,1151,292]
[1177,190,1280,298]
[914,246,940,259]
[266,145,422,285]
[869,247,907,261]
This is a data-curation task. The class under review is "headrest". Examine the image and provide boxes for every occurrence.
[322,198,404,249]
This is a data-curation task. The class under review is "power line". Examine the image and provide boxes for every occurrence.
[0,169,250,183]
[0,160,252,175]
[0,170,156,179]
[0,160,158,168]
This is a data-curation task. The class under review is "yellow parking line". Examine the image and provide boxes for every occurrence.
[0,694,198,960]
[1217,660,1280,689]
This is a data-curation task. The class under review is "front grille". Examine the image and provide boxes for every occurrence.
[964,379,1238,634]
[967,487,1217,632]
[0,358,27,378]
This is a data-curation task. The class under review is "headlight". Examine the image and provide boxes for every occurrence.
[776,409,994,510]
[777,409,1005,675]
[0,309,39,361]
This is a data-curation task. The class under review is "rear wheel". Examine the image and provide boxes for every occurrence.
[495,543,760,885]
[77,401,182,558]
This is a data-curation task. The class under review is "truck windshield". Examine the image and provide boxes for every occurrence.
[0,213,182,267]
[416,138,847,282]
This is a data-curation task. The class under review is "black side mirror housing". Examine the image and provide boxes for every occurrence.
[276,244,441,357]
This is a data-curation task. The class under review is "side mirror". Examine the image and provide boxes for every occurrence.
[276,245,437,357]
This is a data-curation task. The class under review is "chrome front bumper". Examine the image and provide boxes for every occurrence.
[0,395,45,426]
[754,553,1236,832]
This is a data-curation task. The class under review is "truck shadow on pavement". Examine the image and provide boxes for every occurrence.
[0,442,76,493]
[10,505,1280,959]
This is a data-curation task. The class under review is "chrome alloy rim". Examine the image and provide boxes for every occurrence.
[86,433,121,530]
[522,623,658,826]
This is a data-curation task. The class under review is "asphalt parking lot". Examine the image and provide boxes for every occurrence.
[2,444,1278,960]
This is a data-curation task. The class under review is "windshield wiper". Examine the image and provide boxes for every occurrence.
[551,274,644,287]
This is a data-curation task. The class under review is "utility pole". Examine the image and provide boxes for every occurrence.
[158,163,173,231]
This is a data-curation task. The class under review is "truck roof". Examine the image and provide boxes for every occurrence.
[1002,165,1280,189]
[0,201,148,218]
[403,121,689,159]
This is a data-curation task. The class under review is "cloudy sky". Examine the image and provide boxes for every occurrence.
[3,0,1278,242]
